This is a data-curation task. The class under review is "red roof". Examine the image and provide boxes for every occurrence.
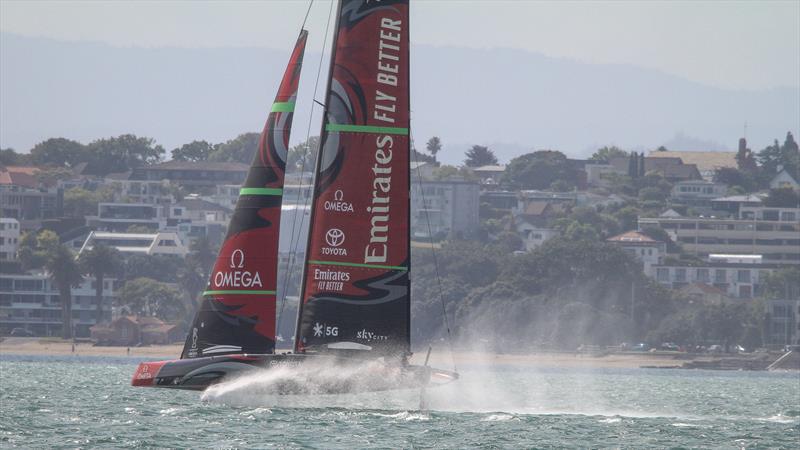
[0,166,41,188]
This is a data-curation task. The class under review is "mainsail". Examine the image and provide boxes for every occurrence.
[296,0,410,357]
[181,30,308,359]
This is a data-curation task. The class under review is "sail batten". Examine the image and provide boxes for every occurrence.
[180,30,309,359]
[296,0,411,358]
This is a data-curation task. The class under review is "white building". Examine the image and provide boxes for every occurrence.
[606,231,666,274]
[0,272,120,337]
[639,206,800,265]
[770,169,799,190]
[78,231,188,258]
[0,218,20,261]
[516,222,559,251]
[651,261,776,299]
[670,180,728,209]
[86,202,167,232]
[410,179,480,239]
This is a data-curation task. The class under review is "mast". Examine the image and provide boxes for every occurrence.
[295,0,411,358]
[294,1,344,353]
[181,30,308,359]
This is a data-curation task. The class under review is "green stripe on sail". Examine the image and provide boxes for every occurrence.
[239,188,283,196]
[309,260,408,271]
[203,290,277,296]
[271,101,295,112]
[325,124,409,135]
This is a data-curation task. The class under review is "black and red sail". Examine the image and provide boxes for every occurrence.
[181,31,308,359]
[296,0,410,358]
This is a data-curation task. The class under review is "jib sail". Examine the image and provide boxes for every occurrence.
[296,0,410,358]
[181,30,308,359]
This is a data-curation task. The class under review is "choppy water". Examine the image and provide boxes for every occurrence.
[1,354,798,448]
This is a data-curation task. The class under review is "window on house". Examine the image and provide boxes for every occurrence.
[675,268,686,282]
[697,269,709,282]
[737,270,751,283]
[715,269,726,283]
[656,268,669,282]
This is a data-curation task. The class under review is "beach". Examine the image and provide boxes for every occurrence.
[0,337,721,369]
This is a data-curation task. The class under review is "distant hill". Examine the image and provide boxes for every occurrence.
[2,33,797,165]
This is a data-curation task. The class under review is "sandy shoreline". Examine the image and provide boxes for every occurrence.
[0,338,706,369]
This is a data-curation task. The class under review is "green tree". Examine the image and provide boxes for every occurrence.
[171,140,214,162]
[287,136,319,171]
[119,277,185,321]
[85,134,164,175]
[763,187,800,207]
[503,150,579,190]
[63,187,115,217]
[713,167,757,192]
[18,231,47,271]
[34,167,74,187]
[0,148,31,165]
[762,267,800,300]
[589,146,628,163]
[757,132,799,178]
[208,133,260,164]
[29,138,87,167]
[188,236,217,275]
[426,136,442,162]
[43,244,83,339]
[464,145,498,167]
[78,245,124,324]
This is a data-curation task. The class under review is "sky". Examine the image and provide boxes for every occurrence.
[2,0,799,91]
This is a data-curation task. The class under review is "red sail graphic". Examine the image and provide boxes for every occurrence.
[181,31,308,359]
[296,0,410,357]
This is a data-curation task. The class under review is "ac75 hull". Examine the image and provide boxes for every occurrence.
[131,353,458,393]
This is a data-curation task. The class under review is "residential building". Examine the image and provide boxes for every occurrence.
[608,156,702,182]
[770,169,799,190]
[103,175,175,205]
[470,164,506,185]
[86,202,166,232]
[0,184,64,231]
[711,195,763,216]
[647,150,737,180]
[670,180,728,209]
[516,220,559,251]
[90,315,182,346]
[78,231,189,258]
[0,218,20,261]
[129,161,248,188]
[639,207,800,265]
[411,179,480,239]
[606,231,666,274]
[0,272,120,337]
[480,191,519,216]
[650,261,777,299]
[410,161,437,181]
[584,162,624,187]
[766,298,799,347]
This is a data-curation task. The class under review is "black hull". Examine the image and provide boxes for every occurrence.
[132,353,458,393]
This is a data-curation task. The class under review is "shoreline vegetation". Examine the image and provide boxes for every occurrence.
[1,338,792,371]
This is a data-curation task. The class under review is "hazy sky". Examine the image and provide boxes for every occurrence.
[2,0,798,91]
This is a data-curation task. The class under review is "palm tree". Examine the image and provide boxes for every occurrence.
[426,136,442,163]
[44,245,83,339]
[78,244,123,324]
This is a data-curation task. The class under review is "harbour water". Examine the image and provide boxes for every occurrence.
[1,354,798,448]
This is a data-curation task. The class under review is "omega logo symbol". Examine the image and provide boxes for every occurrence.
[230,249,245,268]
[334,190,344,201]
[325,228,345,247]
